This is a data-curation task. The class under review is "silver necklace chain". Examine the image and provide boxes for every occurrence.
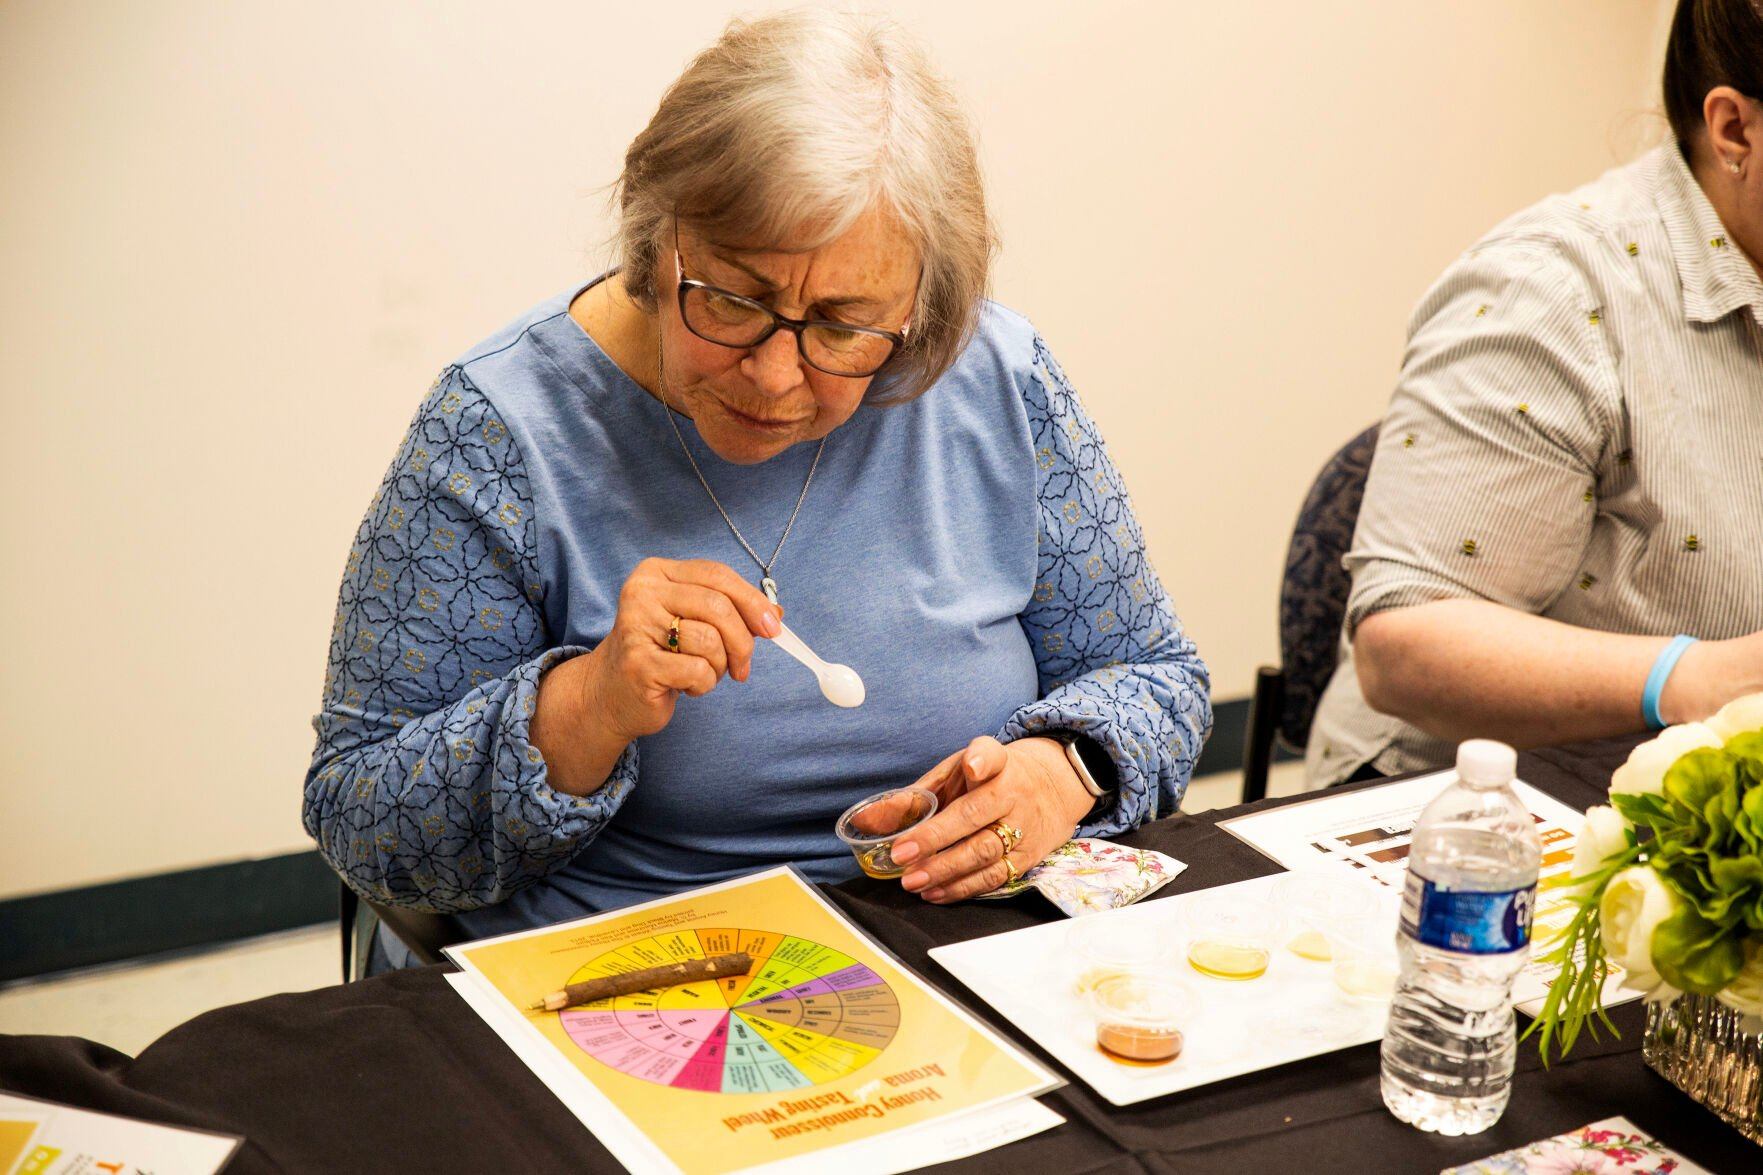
[658,367,824,605]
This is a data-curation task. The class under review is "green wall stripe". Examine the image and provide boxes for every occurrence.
[0,852,338,985]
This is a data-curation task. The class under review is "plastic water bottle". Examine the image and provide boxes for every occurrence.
[1381,739,1542,1135]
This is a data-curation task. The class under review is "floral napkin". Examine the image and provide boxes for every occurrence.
[1440,1117,1707,1175]
[978,837,1185,917]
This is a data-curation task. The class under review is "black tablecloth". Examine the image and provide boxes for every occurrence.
[3,736,1756,1173]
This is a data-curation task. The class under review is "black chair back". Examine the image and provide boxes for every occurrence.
[1276,423,1380,750]
[339,879,462,981]
[1239,424,1379,802]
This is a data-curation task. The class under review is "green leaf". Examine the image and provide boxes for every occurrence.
[1657,846,1755,925]
[1703,855,1763,931]
[1662,747,1736,826]
[1652,905,1748,994]
[1711,856,1763,891]
[1655,846,1713,895]
[1735,786,1763,852]
[1612,791,1674,831]
[1707,787,1741,843]
[1724,730,1763,762]
[1526,848,1637,1063]
[1725,889,1763,933]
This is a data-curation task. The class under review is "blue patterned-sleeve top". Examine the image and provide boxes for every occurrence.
[303,293,1210,922]
[1006,336,1211,838]
[303,369,638,911]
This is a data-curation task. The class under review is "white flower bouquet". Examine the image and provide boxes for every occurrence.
[1531,693,1763,1059]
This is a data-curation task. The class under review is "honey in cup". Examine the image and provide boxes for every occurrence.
[1064,916,1178,996]
[1184,890,1279,981]
[1089,974,1193,1064]
[1272,871,1378,963]
[1286,929,1333,962]
[835,788,939,879]
[1187,941,1272,980]
[1328,912,1400,1003]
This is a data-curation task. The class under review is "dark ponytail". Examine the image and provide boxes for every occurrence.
[1663,0,1763,149]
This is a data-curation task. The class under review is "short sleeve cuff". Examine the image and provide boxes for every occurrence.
[1344,564,1487,635]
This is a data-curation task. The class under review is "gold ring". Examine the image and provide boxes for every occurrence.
[989,821,1023,855]
[666,616,682,652]
[1001,855,1020,886]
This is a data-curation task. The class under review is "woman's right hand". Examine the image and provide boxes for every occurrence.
[532,559,781,797]
[583,558,782,740]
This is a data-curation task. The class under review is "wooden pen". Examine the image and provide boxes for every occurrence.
[528,951,754,1012]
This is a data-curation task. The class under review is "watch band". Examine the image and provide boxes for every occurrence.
[1048,732,1117,827]
[1061,736,1107,799]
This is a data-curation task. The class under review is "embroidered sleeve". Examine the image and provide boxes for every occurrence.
[302,367,637,912]
[1002,333,1213,833]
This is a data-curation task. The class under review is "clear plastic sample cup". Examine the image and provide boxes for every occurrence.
[1184,889,1280,981]
[1272,871,1379,962]
[835,788,938,879]
[1088,973,1195,1064]
[1065,915,1179,996]
[1328,912,1400,1003]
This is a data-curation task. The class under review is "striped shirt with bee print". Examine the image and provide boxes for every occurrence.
[1309,143,1763,787]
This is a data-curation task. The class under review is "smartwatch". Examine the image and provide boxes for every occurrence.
[1049,731,1118,821]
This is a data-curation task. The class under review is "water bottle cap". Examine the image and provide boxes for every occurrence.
[1455,739,1517,786]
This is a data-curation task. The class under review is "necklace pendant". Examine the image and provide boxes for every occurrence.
[761,576,780,605]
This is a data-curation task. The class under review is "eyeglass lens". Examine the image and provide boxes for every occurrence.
[681,286,896,376]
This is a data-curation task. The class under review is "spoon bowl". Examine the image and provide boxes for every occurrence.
[817,662,866,708]
[771,622,866,707]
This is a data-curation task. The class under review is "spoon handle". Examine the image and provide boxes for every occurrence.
[770,621,826,673]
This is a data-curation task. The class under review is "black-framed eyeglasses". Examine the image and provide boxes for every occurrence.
[673,250,910,379]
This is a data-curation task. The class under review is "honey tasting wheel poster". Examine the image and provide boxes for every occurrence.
[447,868,1057,1174]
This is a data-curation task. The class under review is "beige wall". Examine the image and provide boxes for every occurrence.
[0,1,1669,898]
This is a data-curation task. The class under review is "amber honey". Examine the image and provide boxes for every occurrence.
[1087,974,1193,1067]
[855,844,905,879]
[837,788,937,880]
[1096,1022,1183,1064]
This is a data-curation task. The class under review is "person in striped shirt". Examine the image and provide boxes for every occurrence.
[1309,0,1763,787]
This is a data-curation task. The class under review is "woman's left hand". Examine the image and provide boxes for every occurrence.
[888,736,1097,904]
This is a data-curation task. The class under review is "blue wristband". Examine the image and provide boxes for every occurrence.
[1642,634,1698,730]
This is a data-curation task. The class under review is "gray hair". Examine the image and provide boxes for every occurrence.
[614,8,996,404]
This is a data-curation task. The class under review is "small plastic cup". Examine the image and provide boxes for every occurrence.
[835,788,938,879]
[1064,915,1179,996]
[1272,871,1379,962]
[1328,913,1400,1003]
[1184,889,1280,981]
[1088,973,1195,1064]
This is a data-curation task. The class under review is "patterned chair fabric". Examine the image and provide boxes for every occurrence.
[1276,424,1380,752]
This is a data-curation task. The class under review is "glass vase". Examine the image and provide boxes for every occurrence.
[1643,993,1763,1145]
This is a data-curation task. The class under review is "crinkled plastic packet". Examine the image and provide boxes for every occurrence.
[978,837,1186,916]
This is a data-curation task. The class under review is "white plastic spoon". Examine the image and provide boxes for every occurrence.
[771,622,865,708]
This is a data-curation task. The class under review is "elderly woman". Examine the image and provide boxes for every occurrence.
[1308,0,1763,787]
[304,10,1210,966]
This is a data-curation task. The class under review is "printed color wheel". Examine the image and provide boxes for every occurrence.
[557,928,901,1093]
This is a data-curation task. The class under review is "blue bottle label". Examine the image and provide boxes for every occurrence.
[1399,872,1535,954]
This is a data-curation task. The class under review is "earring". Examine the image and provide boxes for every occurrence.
[1730,157,1744,175]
